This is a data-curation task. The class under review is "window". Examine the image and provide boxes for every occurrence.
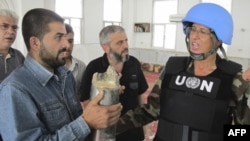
[55,0,83,44]
[152,0,178,49]
[103,0,122,26]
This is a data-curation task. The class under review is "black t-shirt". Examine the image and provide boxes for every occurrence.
[79,53,148,141]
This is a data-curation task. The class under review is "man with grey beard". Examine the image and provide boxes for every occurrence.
[79,25,148,141]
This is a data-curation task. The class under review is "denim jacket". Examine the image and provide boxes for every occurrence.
[0,55,90,141]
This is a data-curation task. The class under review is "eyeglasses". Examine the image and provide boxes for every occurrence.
[189,26,212,37]
[0,23,18,32]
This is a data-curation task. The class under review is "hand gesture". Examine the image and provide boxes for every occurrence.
[82,92,122,129]
[243,68,250,81]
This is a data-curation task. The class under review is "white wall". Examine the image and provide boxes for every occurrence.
[127,0,250,70]
[2,0,250,69]
[228,0,250,59]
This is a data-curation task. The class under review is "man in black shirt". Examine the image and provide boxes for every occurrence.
[79,25,148,141]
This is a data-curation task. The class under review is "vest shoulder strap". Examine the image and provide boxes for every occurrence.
[217,59,242,75]
[164,56,189,74]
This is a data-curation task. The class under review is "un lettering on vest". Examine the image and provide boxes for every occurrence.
[169,74,220,98]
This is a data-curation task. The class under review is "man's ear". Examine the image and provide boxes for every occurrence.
[102,44,110,53]
[29,36,40,51]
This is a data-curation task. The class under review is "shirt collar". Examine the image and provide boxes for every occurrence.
[68,57,78,71]
[101,53,110,67]
[186,54,222,74]
[8,48,16,57]
[0,47,15,58]
[24,55,70,86]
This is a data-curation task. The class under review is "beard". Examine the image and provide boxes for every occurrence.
[39,43,66,68]
[109,48,129,63]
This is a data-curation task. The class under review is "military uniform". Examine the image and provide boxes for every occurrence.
[117,56,250,141]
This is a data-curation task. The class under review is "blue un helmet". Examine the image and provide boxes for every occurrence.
[182,3,233,60]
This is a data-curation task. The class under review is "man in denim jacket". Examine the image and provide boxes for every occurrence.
[0,8,122,141]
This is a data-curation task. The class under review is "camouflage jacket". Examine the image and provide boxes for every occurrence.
[117,58,250,134]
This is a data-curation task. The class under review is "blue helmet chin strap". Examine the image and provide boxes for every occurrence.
[185,29,228,61]
[188,46,218,60]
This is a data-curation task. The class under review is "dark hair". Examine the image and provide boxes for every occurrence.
[22,8,64,51]
[65,23,74,34]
